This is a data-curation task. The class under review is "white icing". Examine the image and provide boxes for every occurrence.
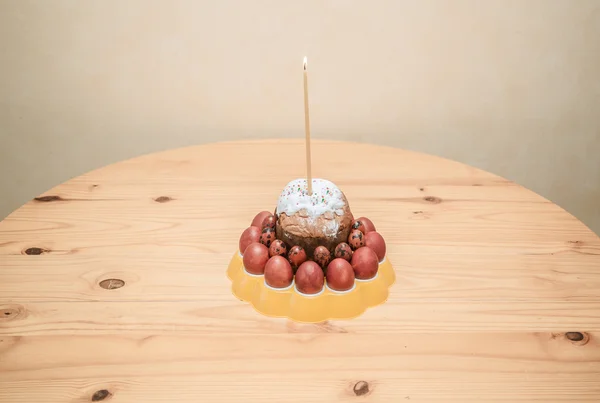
[276,178,346,218]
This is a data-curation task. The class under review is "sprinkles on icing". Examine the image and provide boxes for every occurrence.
[276,178,346,218]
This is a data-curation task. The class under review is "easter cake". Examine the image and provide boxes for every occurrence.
[238,178,387,296]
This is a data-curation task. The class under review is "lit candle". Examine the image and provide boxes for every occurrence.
[303,56,313,195]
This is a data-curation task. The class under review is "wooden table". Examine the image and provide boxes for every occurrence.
[1,139,599,402]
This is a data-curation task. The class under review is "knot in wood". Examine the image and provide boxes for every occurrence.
[424,196,442,204]
[565,331,589,345]
[353,381,369,396]
[99,279,125,290]
[91,389,112,401]
[23,247,48,255]
[154,196,172,203]
[0,304,27,322]
[34,195,63,202]
[565,331,584,341]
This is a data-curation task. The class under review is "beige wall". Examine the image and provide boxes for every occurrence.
[1,0,599,233]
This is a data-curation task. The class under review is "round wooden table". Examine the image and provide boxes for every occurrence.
[1,139,599,402]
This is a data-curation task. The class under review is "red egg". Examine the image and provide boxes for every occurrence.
[295,261,324,294]
[243,242,270,275]
[262,215,277,230]
[356,216,376,233]
[239,226,261,254]
[264,256,294,288]
[288,245,307,271]
[334,242,353,262]
[365,231,386,262]
[351,246,379,280]
[259,227,276,248]
[351,219,366,234]
[313,246,331,269]
[348,229,365,250]
[269,239,287,257]
[326,258,355,291]
[252,211,273,227]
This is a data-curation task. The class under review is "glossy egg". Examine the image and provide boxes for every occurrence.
[264,256,294,288]
[326,258,355,291]
[313,246,331,269]
[351,246,379,280]
[365,231,386,262]
[348,229,365,250]
[259,227,276,248]
[269,239,287,258]
[242,242,270,275]
[334,242,353,262]
[356,216,376,233]
[262,215,277,230]
[252,211,273,228]
[295,261,324,294]
[239,226,261,254]
[288,245,307,270]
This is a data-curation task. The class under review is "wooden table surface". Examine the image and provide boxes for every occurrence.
[1,139,599,402]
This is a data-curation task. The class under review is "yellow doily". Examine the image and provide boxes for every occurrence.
[227,252,396,323]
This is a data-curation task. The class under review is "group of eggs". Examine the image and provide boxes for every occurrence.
[238,211,387,294]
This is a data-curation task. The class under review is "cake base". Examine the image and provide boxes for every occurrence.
[227,251,396,323]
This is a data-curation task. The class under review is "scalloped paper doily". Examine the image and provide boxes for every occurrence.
[227,252,396,323]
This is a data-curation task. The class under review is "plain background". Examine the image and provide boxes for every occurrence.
[1,0,599,234]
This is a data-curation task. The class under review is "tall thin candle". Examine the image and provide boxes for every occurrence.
[303,56,313,195]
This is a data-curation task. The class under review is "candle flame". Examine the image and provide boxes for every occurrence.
[303,56,307,70]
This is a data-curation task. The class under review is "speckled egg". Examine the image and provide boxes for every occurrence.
[351,219,366,234]
[269,239,287,258]
[348,229,365,250]
[313,246,331,269]
[334,242,353,262]
[262,215,277,230]
[252,211,272,228]
[260,227,276,248]
[288,245,307,271]
[356,216,376,233]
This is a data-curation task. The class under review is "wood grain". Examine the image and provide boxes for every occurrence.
[2,300,600,336]
[0,333,599,402]
[1,139,599,401]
